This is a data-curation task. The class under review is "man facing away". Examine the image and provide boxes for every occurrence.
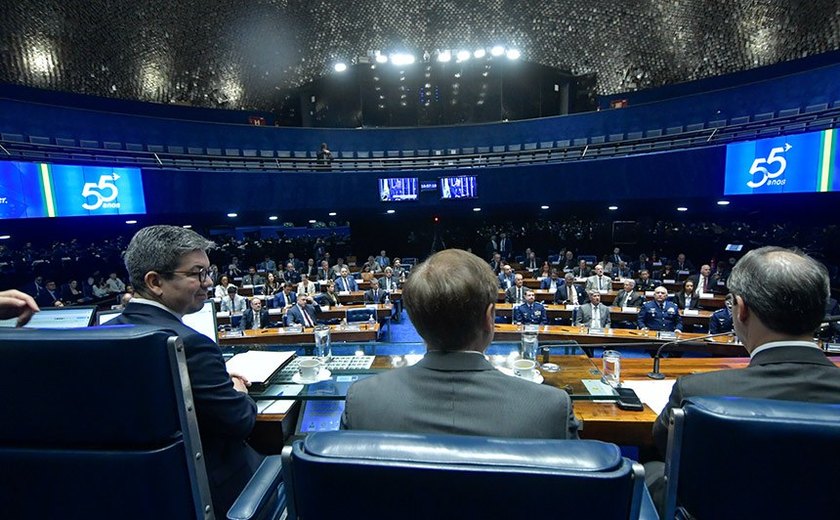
[110,225,262,515]
[341,249,579,439]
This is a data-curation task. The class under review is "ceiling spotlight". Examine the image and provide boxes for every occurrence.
[437,50,451,62]
[474,49,486,58]
[181,225,192,229]
[717,200,730,206]
[490,45,505,57]
[308,219,317,224]
[390,53,415,66]
[125,220,137,224]
[506,49,521,60]
[540,205,549,210]
[375,53,388,64]
[269,215,278,221]
[456,50,471,62]
[328,212,337,216]
[677,207,688,212]
[0,235,11,240]
[608,206,618,211]
[472,207,482,212]
[334,62,347,72]
[386,209,396,214]
[227,212,238,218]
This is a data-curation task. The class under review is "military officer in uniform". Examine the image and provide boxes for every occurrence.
[638,286,683,332]
[513,289,548,325]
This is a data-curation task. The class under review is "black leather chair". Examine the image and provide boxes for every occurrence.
[0,325,285,520]
[282,430,658,519]
[662,396,840,519]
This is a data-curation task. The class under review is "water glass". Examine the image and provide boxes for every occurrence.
[520,331,538,361]
[602,349,621,387]
[314,325,332,363]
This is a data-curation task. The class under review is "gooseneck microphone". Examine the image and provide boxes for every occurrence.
[647,331,735,380]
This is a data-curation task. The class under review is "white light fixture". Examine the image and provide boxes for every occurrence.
[125,220,138,224]
[473,48,486,58]
[389,53,415,66]
[0,235,10,240]
[375,53,388,64]
[269,215,278,221]
[308,219,317,224]
[608,206,618,211]
[328,212,337,216]
[540,205,549,210]
[490,45,505,57]
[506,49,521,60]
[386,209,396,214]
[437,50,451,63]
[227,212,238,218]
[677,206,688,212]
[717,200,730,206]
[473,207,481,212]
[456,50,471,62]
[182,225,192,229]
[334,62,347,72]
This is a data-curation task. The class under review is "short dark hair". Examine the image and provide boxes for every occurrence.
[123,225,215,295]
[727,246,828,335]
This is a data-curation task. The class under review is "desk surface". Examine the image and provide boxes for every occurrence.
[498,289,727,309]
[496,303,714,327]
[219,323,379,346]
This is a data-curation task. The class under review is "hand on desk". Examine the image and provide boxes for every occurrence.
[229,371,251,393]
[0,289,40,326]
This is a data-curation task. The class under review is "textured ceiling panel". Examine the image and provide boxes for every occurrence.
[0,0,838,111]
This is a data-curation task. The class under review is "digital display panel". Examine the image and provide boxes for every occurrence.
[440,175,478,199]
[0,306,96,329]
[724,129,838,195]
[0,161,146,219]
[378,177,418,201]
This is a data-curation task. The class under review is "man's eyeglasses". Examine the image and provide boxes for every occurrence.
[166,268,209,283]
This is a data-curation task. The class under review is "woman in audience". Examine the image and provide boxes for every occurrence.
[92,277,110,298]
[61,279,85,303]
[323,281,340,307]
[262,272,281,297]
[538,263,552,279]
[360,264,374,282]
[215,275,235,299]
[673,280,699,310]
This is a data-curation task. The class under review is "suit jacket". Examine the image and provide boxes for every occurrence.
[513,302,548,325]
[653,344,840,457]
[111,302,262,514]
[335,276,358,292]
[688,274,712,295]
[574,303,611,328]
[342,351,579,439]
[35,289,62,308]
[673,292,700,310]
[364,288,387,304]
[554,284,587,305]
[498,272,516,289]
[239,308,271,330]
[573,266,590,278]
[635,278,657,292]
[378,275,400,292]
[614,289,644,308]
[637,300,683,331]
[585,274,612,292]
[273,291,297,308]
[285,303,319,327]
[505,285,527,304]
[539,277,565,291]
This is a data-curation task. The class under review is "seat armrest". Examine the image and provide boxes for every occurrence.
[227,455,285,520]
[638,485,661,520]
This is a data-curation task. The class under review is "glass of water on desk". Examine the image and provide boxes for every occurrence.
[601,350,621,388]
[314,325,332,363]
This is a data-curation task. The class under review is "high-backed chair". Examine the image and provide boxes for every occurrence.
[282,431,658,519]
[0,325,284,520]
[662,396,840,520]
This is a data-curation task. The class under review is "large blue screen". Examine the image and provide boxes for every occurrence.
[0,161,146,219]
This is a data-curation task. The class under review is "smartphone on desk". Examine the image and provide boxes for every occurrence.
[615,387,644,411]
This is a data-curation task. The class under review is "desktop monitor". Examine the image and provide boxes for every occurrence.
[0,306,97,329]
[96,300,219,344]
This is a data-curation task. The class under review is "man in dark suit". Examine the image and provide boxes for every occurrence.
[513,289,548,325]
[539,269,565,292]
[635,269,657,292]
[239,297,271,330]
[285,296,319,327]
[572,259,590,278]
[35,280,63,308]
[647,247,840,508]
[342,249,579,439]
[574,290,611,329]
[614,279,644,308]
[335,267,358,292]
[504,273,526,304]
[111,225,262,516]
[688,264,712,295]
[272,282,297,309]
[363,278,387,304]
[554,273,586,305]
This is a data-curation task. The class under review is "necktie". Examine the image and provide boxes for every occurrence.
[518,288,522,302]
[302,306,314,327]
[599,276,604,290]
[254,311,261,329]
[570,287,577,305]
[592,305,599,325]
[373,290,378,301]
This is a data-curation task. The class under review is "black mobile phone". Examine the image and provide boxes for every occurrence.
[616,387,645,411]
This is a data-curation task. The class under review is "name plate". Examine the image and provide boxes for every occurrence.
[319,305,330,312]
[644,291,655,297]
[268,308,283,315]
[683,309,700,316]
[658,331,677,340]
[698,292,714,299]
[565,304,579,310]
[677,270,690,275]
[587,327,606,335]
[621,306,639,313]
[216,311,230,317]
[339,290,351,295]
[663,279,676,284]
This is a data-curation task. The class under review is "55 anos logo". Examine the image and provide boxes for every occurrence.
[747,143,790,188]
[82,173,121,210]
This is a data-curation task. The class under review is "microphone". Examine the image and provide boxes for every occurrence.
[647,331,735,380]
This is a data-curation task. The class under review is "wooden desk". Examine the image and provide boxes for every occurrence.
[495,303,714,328]
[336,290,402,304]
[497,289,727,309]
[219,323,379,346]
[493,323,747,356]
[216,304,393,325]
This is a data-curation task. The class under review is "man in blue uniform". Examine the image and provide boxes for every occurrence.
[709,304,734,334]
[513,289,548,325]
[638,286,683,332]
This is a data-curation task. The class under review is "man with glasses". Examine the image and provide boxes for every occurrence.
[112,226,263,516]
[645,247,840,508]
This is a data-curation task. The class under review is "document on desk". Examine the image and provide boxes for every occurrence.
[256,384,302,414]
[620,380,676,415]
[225,350,295,384]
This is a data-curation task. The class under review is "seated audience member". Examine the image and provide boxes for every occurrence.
[585,264,611,292]
[674,252,695,276]
[609,247,624,265]
[105,272,126,294]
[364,278,387,304]
[239,297,271,330]
[538,262,552,279]
[214,275,235,299]
[646,247,840,508]
[273,282,297,310]
[374,250,390,269]
[498,264,515,289]
[504,274,526,304]
[710,262,729,289]
[638,286,683,333]
[673,280,700,310]
[488,252,503,274]
[221,286,247,313]
[341,249,579,439]
[227,256,243,278]
[709,304,734,334]
[513,289,548,325]
[359,264,375,282]
[524,251,540,272]
[330,258,348,279]
[61,279,85,303]
[561,250,576,271]
[334,267,358,292]
[657,264,677,282]
[539,268,565,293]
[635,253,652,276]
[635,269,657,292]
[824,296,840,341]
[285,296,319,327]
[241,266,263,287]
[116,292,133,309]
[316,260,331,282]
[262,272,281,297]
[303,258,318,279]
[281,262,301,285]
[391,258,406,280]
[573,259,590,278]
[378,267,400,292]
[614,279,644,308]
[612,261,633,280]
[0,289,39,326]
[257,255,276,274]
[297,273,316,297]
[574,290,611,329]
[363,255,383,274]
[92,277,110,298]
[322,281,340,307]
[555,273,586,305]
[689,264,712,295]
[35,280,64,308]
[21,275,44,299]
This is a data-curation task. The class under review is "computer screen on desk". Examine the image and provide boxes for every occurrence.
[96,300,218,344]
[0,306,97,329]
[294,373,376,435]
